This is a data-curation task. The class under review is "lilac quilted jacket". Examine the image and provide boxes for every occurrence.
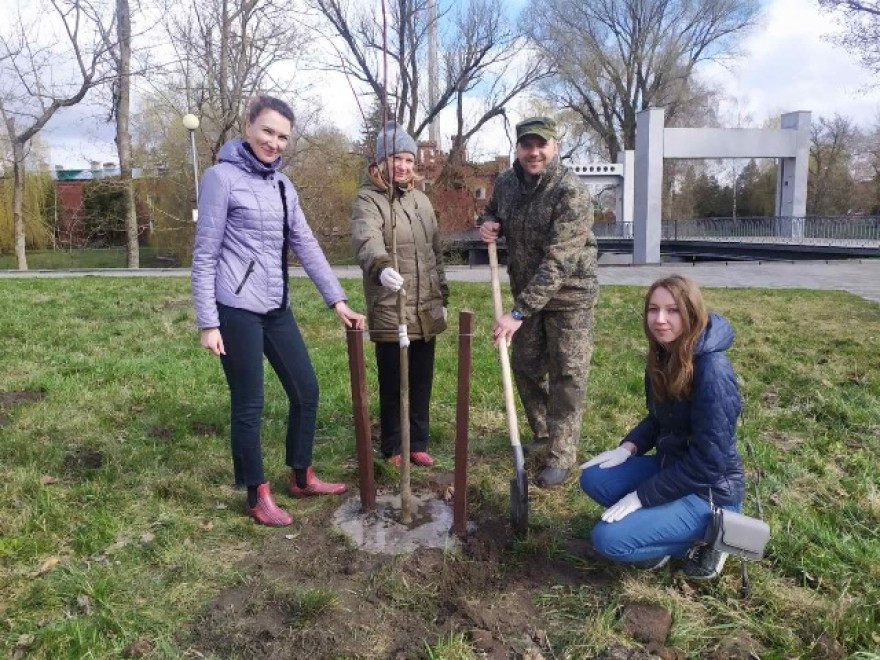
[191,139,346,329]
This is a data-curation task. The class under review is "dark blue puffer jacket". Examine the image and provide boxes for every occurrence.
[623,312,745,507]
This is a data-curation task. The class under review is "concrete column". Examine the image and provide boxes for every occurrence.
[776,111,811,238]
[634,108,664,264]
[618,150,635,238]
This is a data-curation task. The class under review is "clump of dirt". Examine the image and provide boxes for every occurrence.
[181,473,676,659]
[63,448,104,476]
[181,474,608,659]
[620,601,672,645]
[148,425,174,441]
[190,421,221,436]
[705,632,766,659]
[0,390,46,427]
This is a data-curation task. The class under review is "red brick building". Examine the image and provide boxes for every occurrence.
[415,140,510,233]
[52,163,151,246]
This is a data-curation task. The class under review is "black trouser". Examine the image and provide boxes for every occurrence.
[375,338,435,457]
[218,303,318,487]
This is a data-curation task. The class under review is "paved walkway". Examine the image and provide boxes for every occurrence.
[2,260,879,305]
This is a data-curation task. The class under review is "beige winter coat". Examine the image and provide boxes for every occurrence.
[351,171,449,342]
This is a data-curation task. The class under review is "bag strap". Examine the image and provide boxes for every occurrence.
[278,181,290,312]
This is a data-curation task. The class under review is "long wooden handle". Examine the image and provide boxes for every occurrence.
[488,242,521,449]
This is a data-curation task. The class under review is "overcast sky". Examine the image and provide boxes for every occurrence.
[42,0,880,169]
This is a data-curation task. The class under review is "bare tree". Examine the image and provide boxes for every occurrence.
[444,0,550,164]
[819,1,880,78]
[525,0,759,161]
[0,0,112,270]
[104,0,139,267]
[809,114,860,216]
[307,0,549,151]
[161,0,308,161]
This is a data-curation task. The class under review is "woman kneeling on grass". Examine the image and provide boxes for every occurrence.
[580,275,745,579]
[191,94,365,527]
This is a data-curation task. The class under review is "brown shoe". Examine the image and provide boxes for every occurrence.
[247,483,293,527]
[288,466,348,497]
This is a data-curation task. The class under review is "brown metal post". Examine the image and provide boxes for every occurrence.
[452,310,474,537]
[346,326,376,511]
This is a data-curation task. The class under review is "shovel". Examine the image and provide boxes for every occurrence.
[488,241,528,534]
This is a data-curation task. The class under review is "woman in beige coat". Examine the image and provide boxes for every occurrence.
[351,121,449,466]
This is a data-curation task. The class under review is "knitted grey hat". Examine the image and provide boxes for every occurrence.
[375,121,418,162]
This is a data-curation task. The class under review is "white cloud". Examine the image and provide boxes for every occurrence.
[701,0,880,128]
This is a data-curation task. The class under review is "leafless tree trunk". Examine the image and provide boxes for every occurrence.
[0,0,112,270]
[115,0,139,267]
[526,0,759,161]
[9,138,26,267]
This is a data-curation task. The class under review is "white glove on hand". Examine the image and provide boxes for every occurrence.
[379,267,404,292]
[442,307,448,322]
[601,491,642,523]
[580,446,632,470]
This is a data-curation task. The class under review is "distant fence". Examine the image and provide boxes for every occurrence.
[593,216,880,246]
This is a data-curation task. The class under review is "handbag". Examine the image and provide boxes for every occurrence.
[705,506,770,561]
[704,408,770,598]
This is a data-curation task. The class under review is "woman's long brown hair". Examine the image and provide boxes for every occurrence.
[644,275,708,401]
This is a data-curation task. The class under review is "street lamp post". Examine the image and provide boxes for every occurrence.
[182,113,200,222]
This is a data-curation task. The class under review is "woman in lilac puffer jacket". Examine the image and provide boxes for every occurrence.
[191,95,365,527]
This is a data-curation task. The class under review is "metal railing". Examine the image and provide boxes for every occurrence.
[592,216,880,246]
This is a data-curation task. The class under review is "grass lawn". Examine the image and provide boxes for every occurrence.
[1,277,879,658]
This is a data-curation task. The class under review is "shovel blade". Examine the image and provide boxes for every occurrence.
[510,470,529,535]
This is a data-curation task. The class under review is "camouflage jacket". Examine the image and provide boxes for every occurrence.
[481,157,598,316]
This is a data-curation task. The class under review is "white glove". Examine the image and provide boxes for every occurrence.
[601,491,642,523]
[580,446,631,470]
[442,307,448,322]
[379,267,404,292]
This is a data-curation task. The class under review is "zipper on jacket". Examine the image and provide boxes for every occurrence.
[235,260,255,295]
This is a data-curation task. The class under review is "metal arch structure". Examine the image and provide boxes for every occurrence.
[571,150,635,237]
[633,107,811,264]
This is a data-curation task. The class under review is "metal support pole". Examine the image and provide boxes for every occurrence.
[189,129,200,206]
[452,310,474,538]
[346,327,376,511]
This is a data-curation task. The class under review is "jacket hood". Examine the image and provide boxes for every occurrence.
[218,138,281,175]
[695,312,735,356]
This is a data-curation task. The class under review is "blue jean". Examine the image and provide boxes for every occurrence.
[580,457,741,564]
[218,303,319,487]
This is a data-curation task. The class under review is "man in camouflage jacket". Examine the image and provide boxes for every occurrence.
[479,116,599,488]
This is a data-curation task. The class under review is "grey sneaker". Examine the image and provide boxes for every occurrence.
[536,466,570,488]
[632,555,670,571]
[684,545,728,580]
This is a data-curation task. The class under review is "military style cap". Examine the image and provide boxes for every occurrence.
[516,116,557,142]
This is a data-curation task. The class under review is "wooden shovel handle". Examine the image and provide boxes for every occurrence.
[488,242,521,449]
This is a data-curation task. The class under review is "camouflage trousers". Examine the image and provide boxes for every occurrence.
[511,307,595,470]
